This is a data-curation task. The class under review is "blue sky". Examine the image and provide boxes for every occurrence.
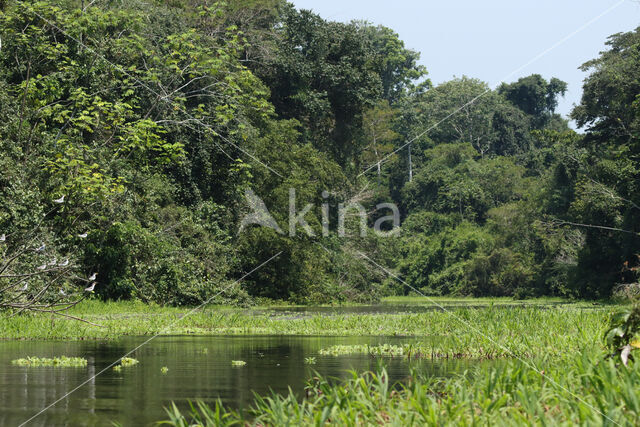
[290,0,640,122]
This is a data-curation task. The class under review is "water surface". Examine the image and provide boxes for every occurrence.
[0,335,480,426]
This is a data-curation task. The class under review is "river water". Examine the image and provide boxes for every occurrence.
[0,334,482,426]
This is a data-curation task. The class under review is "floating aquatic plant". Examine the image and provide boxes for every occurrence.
[113,357,139,371]
[119,357,139,367]
[231,360,247,366]
[318,343,438,358]
[161,366,169,374]
[11,356,87,367]
[304,357,317,365]
[319,344,408,357]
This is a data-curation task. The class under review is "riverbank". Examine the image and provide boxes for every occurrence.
[1,297,627,425]
[163,346,639,426]
[0,298,614,360]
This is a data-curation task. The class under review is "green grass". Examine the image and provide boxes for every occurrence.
[2,299,629,424]
[381,295,582,305]
[11,356,87,367]
[162,347,640,426]
[0,300,613,359]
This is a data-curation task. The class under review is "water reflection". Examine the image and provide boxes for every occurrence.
[0,336,482,426]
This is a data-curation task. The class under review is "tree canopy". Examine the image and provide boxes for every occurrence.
[1,0,638,307]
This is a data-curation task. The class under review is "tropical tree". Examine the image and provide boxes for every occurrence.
[499,74,568,129]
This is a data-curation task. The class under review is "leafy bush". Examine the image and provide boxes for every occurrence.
[465,248,536,297]
[398,221,494,295]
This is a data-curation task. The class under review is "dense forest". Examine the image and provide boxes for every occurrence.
[1,0,639,307]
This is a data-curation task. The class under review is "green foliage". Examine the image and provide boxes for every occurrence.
[0,0,636,306]
[499,74,568,128]
[398,221,495,295]
[118,357,139,367]
[11,356,87,367]
[464,248,535,297]
[84,215,241,305]
[251,6,424,170]
[1,0,390,306]
[361,100,400,180]
[411,77,538,157]
[164,346,640,426]
[403,143,527,222]
[357,23,429,103]
[319,343,411,357]
[0,300,607,356]
[562,27,640,298]
[162,401,240,427]
[606,304,640,365]
[383,29,637,299]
